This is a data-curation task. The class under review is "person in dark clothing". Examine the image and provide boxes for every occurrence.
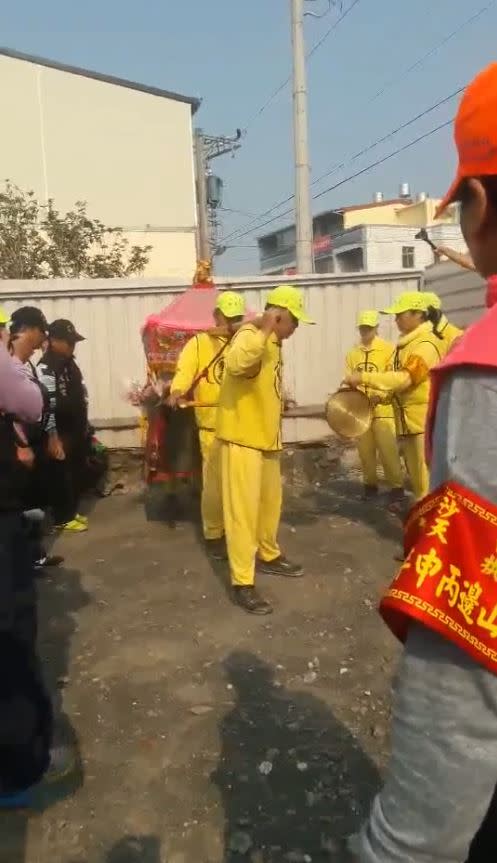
[38,319,90,533]
[0,339,74,807]
[8,307,64,573]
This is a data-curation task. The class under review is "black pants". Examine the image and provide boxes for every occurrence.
[0,512,52,792]
[46,459,78,525]
[45,439,87,525]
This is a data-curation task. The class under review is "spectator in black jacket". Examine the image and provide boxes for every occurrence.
[38,319,90,533]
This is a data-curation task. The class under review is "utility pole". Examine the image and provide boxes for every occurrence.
[291,0,314,273]
[194,128,210,260]
[194,128,242,262]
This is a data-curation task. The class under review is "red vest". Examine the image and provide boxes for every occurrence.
[426,299,497,464]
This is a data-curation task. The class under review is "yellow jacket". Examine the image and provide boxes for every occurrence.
[216,323,282,452]
[345,336,395,420]
[170,332,228,431]
[438,315,463,357]
[361,322,443,435]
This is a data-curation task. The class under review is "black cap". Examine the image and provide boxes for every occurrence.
[48,319,85,344]
[9,306,48,335]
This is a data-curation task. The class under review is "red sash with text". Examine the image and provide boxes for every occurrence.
[380,481,497,676]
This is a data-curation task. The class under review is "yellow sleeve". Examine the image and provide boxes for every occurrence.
[413,340,442,371]
[362,340,441,393]
[379,342,395,370]
[170,336,199,395]
[361,369,412,394]
[225,328,267,376]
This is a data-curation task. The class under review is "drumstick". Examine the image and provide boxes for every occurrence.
[206,315,263,337]
[178,400,219,409]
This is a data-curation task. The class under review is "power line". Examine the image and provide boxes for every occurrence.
[312,117,453,202]
[371,0,497,104]
[219,193,294,245]
[219,206,259,217]
[310,86,464,188]
[243,0,362,129]
[221,86,462,245]
[225,1,493,243]
[226,117,453,243]
[225,1,493,250]
[307,0,361,58]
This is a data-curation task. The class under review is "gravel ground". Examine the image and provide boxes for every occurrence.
[2,466,404,863]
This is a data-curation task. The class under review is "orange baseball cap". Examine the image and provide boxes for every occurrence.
[436,63,497,218]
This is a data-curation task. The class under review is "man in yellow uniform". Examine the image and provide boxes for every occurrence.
[169,292,245,557]
[345,292,442,502]
[345,311,404,503]
[422,291,463,356]
[217,285,314,615]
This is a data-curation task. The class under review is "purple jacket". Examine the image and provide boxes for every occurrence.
[0,344,42,422]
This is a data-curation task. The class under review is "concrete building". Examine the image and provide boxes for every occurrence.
[258,188,467,275]
[0,47,200,279]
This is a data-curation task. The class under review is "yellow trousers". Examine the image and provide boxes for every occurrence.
[400,433,429,502]
[356,417,404,489]
[220,441,281,586]
[199,429,223,540]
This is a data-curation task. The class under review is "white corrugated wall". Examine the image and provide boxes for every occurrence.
[423,262,485,328]
[0,272,421,446]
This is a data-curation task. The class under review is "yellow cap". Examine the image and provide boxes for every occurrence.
[266,284,315,324]
[0,306,10,325]
[423,291,442,310]
[382,291,429,315]
[357,310,379,327]
[215,291,246,319]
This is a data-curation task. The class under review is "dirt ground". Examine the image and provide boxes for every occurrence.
[2,454,404,863]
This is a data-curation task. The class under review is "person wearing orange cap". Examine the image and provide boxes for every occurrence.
[352,64,497,863]
[344,311,404,503]
[168,292,246,558]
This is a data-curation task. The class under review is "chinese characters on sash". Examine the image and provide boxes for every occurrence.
[381,483,497,675]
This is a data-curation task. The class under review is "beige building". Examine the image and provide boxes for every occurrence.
[0,47,200,279]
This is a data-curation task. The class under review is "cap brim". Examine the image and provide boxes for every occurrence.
[435,172,463,219]
[52,333,85,343]
[294,311,315,324]
[380,307,399,315]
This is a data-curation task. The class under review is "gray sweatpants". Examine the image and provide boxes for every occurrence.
[357,623,497,863]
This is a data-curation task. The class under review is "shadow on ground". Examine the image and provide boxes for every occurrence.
[213,651,380,862]
[284,477,403,547]
[0,565,90,863]
[105,835,162,863]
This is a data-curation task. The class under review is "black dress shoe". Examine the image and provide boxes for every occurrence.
[205,538,227,561]
[34,554,64,572]
[363,484,379,500]
[388,488,406,505]
[258,556,304,578]
[233,586,273,615]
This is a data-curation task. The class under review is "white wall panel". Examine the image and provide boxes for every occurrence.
[0,272,420,446]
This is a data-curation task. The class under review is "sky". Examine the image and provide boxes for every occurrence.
[3,0,497,275]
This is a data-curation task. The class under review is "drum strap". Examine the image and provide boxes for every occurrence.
[187,337,231,399]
